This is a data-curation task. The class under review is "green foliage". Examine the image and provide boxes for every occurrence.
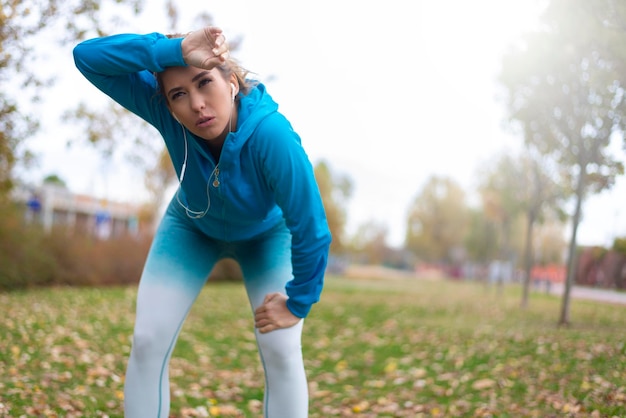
[463,208,499,262]
[42,174,67,187]
[499,0,626,325]
[405,175,469,263]
[348,220,391,264]
[477,153,528,263]
[500,0,625,191]
[614,238,626,255]
[1,278,625,416]
[0,0,145,201]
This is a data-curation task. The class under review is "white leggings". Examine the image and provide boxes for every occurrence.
[124,207,308,418]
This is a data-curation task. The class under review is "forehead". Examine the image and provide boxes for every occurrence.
[160,66,221,89]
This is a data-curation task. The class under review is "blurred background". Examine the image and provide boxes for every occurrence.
[2,0,625,296]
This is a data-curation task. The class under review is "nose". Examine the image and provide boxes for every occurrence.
[189,91,206,112]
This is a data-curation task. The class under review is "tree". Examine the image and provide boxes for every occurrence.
[478,149,566,307]
[405,175,469,264]
[516,149,567,308]
[499,0,626,325]
[349,220,390,265]
[534,222,567,264]
[313,160,353,254]
[477,153,526,267]
[612,237,626,289]
[0,0,145,202]
[43,174,67,188]
[63,102,169,223]
[463,207,499,265]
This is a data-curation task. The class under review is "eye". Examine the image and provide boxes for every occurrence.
[198,78,211,88]
[170,91,186,101]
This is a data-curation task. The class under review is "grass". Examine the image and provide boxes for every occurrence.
[1,276,625,417]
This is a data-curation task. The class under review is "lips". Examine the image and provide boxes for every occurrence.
[196,116,215,127]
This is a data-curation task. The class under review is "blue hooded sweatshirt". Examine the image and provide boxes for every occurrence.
[73,33,332,317]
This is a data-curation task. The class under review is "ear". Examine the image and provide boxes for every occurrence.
[229,75,239,99]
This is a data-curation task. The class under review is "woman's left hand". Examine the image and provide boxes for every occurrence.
[254,292,301,334]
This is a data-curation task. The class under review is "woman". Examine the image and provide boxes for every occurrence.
[73,27,331,417]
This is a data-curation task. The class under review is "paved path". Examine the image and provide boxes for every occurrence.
[548,283,626,305]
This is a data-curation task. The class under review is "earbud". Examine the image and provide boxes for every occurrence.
[230,83,236,101]
[173,114,181,124]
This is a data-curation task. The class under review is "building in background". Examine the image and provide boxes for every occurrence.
[15,183,142,239]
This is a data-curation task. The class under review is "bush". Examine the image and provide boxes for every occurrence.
[0,202,249,290]
[0,203,151,290]
[0,205,56,289]
[40,231,243,286]
[42,227,151,287]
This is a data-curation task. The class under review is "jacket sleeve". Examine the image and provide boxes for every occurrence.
[73,33,185,123]
[254,114,332,318]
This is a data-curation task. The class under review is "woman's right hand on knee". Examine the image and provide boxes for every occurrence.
[254,293,301,334]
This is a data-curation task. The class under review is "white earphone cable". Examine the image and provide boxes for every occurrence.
[175,127,217,219]
[174,87,235,219]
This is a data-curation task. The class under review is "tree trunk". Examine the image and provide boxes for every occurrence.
[559,167,587,326]
[521,210,536,309]
[497,219,512,296]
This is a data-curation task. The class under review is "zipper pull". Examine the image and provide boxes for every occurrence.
[212,167,220,188]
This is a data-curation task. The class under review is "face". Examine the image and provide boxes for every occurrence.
[161,66,236,141]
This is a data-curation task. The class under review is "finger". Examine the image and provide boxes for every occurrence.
[254,313,270,326]
[215,49,229,63]
[267,292,281,303]
[214,34,226,47]
[255,317,272,329]
[208,26,223,37]
[212,45,227,57]
[212,45,229,58]
[202,26,220,42]
[254,310,268,322]
[258,322,277,334]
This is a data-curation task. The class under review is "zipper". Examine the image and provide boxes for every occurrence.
[212,166,220,188]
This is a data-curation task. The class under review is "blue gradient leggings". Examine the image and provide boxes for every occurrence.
[124,208,308,418]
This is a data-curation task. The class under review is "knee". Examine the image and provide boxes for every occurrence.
[130,328,171,364]
[256,326,303,365]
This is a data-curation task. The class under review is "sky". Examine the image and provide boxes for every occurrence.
[20,0,626,248]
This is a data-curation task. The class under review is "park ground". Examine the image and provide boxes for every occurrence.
[1,271,625,417]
